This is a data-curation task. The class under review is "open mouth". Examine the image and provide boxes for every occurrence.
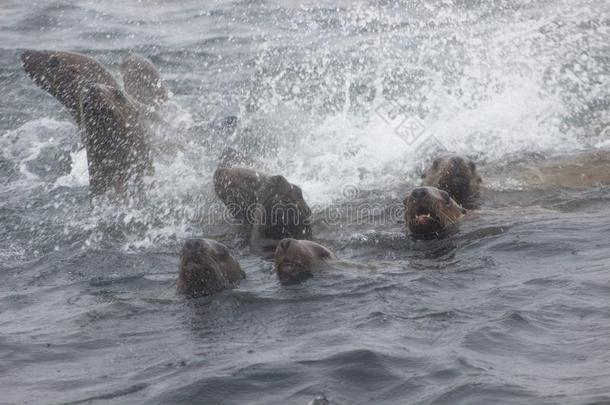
[413,206,440,226]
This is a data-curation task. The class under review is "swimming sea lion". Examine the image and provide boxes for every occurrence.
[79,82,153,197]
[21,50,119,125]
[519,150,610,189]
[404,186,467,239]
[177,238,245,298]
[274,238,336,285]
[120,52,169,106]
[213,167,312,250]
[422,154,481,208]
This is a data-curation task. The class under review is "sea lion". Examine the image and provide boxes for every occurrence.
[422,154,481,208]
[213,167,265,221]
[177,238,245,298]
[519,150,610,188]
[120,52,169,106]
[21,49,167,198]
[79,82,153,197]
[213,167,312,250]
[21,50,119,125]
[404,186,467,239]
[274,238,336,285]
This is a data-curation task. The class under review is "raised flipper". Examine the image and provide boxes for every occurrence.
[21,50,119,125]
[78,83,153,198]
[120,52,169,107]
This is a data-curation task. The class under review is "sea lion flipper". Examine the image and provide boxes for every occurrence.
[79,83,153,198]
[21,50,119,125]
[120,52,169,106]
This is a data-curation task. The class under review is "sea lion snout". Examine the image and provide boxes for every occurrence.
[405,186,465,239]
[441,175,470,203]
[422,154,481,208]
[410,187,428,200]
[182,238,205,254]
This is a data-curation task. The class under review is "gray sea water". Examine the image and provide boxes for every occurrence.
[1,1,610,404]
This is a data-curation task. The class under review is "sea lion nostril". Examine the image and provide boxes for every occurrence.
[411,188,427,199]
[451,156,464,165]
[184,239,200,250]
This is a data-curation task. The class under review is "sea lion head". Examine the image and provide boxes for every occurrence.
[177,238,245,298]
[404,186,466,239]
[120,52,169,106]
[213,167,264,221]
[422,155,481,207]
[258,175,312,240]
[274,238,335,285]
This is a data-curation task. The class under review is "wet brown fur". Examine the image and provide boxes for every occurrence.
[422,154,481,208]
[177,239,245,298]
[213,167,312,247]
[274,238,336,284]
[404,186,466,239]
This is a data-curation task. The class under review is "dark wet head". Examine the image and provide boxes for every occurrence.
[404,186,466,239]
[120,53,168,106]
[178,239,241,298]
[274,238,334,285]
[213,167,264,220]
[423,155,481,207]
[259,175,312,240]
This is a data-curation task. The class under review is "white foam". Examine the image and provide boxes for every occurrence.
[55,149,89,188]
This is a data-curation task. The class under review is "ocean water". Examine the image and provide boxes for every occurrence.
[1,0,610,404]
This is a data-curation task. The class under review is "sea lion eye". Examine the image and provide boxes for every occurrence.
[432,158,441,170]
[441,191,451,203]
[469,161,476,172]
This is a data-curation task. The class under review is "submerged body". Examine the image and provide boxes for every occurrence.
[519,150,610,189]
